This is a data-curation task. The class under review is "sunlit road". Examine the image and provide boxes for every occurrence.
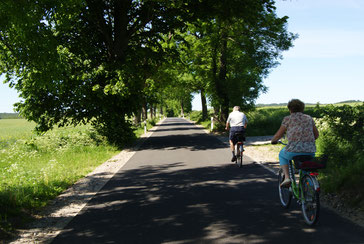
[52,118,364,244]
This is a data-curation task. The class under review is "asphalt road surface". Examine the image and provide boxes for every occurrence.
[52,118,364,244]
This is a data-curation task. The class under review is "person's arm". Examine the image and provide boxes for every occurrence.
[271,125,286,144]
[226,114,231,130]
[313,123,319,140]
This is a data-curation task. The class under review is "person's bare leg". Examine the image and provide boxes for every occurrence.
[282,164,289,179]
[229,140,234,152]
[229,140,237,161]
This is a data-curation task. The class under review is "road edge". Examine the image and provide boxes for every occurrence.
[9,118,166,244]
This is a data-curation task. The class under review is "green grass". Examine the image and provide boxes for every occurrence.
[0,117,162,238]
[132,117,160,138]
[0,120,120,238]
[0,119,36,147]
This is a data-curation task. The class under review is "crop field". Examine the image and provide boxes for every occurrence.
[0,119,35,146]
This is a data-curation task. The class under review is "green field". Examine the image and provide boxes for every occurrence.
[0,116,162,238]
[0,119,36,147]
[0,119,120,238]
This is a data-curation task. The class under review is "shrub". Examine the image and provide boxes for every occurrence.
[316,103,364,208]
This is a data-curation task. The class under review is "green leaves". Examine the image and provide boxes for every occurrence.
[318,103,364,150]
[0,0,296,145]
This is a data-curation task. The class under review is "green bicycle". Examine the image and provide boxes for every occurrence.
[277,141,326,226]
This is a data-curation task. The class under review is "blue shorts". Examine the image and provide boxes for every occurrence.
[229,126,245,144]
[279,147,315,166]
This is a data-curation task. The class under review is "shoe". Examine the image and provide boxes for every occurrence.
[280,178,291,187]
[231,156,237,162]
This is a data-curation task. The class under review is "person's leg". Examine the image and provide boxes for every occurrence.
[230,140,237,161]
[279,148,290,181]
[279,148,315,186]
[229,128,237,161]
[229,140,235,152]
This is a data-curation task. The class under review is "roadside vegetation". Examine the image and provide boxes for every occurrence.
[190,102,364,210]
[0,116,160,239]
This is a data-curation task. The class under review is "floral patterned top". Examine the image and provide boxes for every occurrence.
[282,112,316,153]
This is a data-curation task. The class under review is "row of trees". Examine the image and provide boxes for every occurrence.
[0,0,296,146]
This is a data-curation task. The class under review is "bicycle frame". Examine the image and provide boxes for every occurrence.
[288,159,320,202]
[277,140,322,226]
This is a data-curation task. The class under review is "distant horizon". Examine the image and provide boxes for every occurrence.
[190,93,362,111]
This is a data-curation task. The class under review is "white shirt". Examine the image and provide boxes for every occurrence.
[227,111,248,127]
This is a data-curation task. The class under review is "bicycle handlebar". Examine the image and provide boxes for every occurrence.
[271,140,287,145]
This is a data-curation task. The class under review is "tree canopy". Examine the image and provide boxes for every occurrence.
[0,0,296,145]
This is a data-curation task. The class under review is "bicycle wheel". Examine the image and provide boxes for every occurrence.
[236,147,241,166]
[234,146,239,164]
[301,174,320,226]
[278,169,292,208]
[238,144,243,168]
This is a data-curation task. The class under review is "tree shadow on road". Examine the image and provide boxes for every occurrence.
[140,133,226,151]
[51,162,364,244]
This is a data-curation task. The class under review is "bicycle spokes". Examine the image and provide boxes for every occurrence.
[301,175,320,226]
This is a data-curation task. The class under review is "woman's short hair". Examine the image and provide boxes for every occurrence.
[233,106,240,111]
[287,99,305,113]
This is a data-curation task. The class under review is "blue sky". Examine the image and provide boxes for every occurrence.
[193,0,364,110]
[1,0,363,112]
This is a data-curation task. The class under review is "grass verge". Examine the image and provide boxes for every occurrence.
[0,117,161,240]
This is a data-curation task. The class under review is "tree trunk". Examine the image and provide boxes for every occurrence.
[201,89,208,120]
[160,105,164,116]
[134,109,142,125]
[181,100,184,117]
[142,103,147,121]
[217,26,229,122]
[150,104,154,119]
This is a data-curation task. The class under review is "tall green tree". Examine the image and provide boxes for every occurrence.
[0,0,199,145]
[180,4,296,122]
[0,0,295,144]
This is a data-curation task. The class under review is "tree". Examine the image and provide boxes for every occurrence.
[0,0,199,145]
[0,0,295,144]
[184,9,296,122]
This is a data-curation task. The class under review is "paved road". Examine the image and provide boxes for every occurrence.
[52,118,364,244]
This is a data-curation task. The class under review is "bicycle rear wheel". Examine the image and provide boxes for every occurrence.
[278,169,292,208]
[238,144,243,167]
[301,174,320,226]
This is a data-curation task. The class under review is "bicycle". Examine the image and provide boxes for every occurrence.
[233,132,245,168]
[276,141,327,226]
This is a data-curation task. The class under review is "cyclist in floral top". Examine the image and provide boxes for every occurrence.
[271,99,319,187]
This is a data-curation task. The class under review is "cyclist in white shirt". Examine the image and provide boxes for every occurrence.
[225,106,248,162]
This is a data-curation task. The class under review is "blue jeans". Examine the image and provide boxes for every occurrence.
[279,147,315,166]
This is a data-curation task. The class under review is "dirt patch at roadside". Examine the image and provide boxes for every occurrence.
[244,144,280,171]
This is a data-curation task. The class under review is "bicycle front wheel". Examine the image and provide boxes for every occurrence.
[278,169,292,208]
[301,174,320,226]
